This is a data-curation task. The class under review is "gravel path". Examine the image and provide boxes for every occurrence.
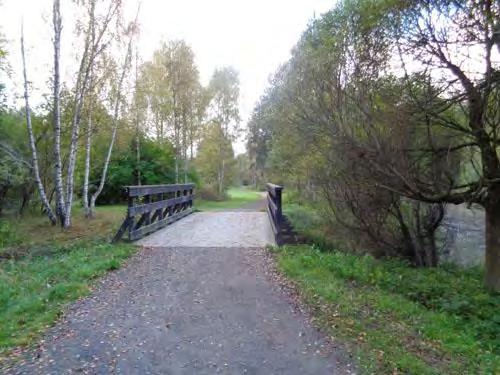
[4,206,354,374]
[6,247,352,374]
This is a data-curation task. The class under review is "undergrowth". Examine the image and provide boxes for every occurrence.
[275,245,500,374]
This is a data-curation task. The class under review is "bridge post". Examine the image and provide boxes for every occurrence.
[266,183,284,246]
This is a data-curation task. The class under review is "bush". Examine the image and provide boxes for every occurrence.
[197,185,227,201]
[92,136,201,204]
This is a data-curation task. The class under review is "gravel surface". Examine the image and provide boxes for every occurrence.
[5,246,353,374]
[138,212,275,248]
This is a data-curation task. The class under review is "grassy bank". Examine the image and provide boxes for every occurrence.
[276,201,500,374]
[0,241,135,355]
[0,205,125,254]
[195,187,263,211]
[275,246,499,374]
[0,206,135,360]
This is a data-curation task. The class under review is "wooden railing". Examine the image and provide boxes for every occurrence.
[266,183,283,246]
[112,183,195,242]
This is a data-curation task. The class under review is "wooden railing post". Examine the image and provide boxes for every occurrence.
[127,192,133,240]
[266,183,284,246]
[275,185,283,235]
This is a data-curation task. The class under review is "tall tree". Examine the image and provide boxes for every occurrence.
[20,25,56,224]
[248,0,500,290]
[381,0,500,290]
[64,0,122,227]
[196,123,235,194]
[52,0,65,226]
[137,40,201,182]
[206,67,240,196]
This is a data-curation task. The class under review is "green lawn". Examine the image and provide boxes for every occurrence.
[0,241,136,357]
[274,245,500,374]
[195,187,263,211]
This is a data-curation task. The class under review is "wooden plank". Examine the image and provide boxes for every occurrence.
[129,195,193,216]
[112,216,131,243]
[266,204,278,234]
[267,195,278,213]
[127,184,194,197]
[113,183,196,242]
[266,204,282,246]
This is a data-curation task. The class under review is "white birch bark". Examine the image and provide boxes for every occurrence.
[52,0,66,226]
[82,99,93,218]
[65,0,119,226]
[134,47,141,186]
[21,24,57,225]
[64,24,93,227]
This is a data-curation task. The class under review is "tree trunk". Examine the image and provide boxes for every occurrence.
[136,131,141,185]
[0,186,8,216]
[19,184,32,216]
[175,155,179,184]
[184,148,188,183]
[218,158,225,197]
[83,104,93,218]
[52,0,66,227]
[64,1,97,228]
[485,202,500,292]
[134,51,141,186]
[89,112,118,217]
[21,24,57,225]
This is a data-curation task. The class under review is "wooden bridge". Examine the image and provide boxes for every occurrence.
[113,183,289,246]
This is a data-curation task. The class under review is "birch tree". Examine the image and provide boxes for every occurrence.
[206,67,240,196]
[52,0,65,226]
[21,24,57,224]
[64,0,122,227]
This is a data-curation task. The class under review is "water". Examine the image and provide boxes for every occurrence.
[441,204,485,266]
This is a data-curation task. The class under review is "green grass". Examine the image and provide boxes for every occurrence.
[0,206,136,361]
[195,187,263,211]
[0,240,136,357]
[273,245,500,374]
[0,205,126,254]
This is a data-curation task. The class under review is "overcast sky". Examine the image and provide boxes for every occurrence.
[0,0,334,152]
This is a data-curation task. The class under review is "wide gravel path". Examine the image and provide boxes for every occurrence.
[5,207,354,374]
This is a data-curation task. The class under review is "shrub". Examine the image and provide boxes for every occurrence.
[197,185,228,201]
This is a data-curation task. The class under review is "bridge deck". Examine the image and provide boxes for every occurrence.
[137,211,275,248]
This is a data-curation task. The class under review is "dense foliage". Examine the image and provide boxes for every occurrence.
[92,137,176,204]
[248,0,500,289]
[0,0,242,221]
